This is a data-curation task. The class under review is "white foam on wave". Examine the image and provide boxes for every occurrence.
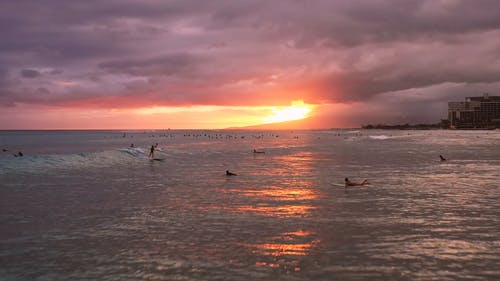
[0,147,155,174]
[369,135,391,140]
[118,147,145,157]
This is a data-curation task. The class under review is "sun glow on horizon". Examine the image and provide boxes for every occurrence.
[262,100,315,123]
[1,100,326,129]
[128,100,316,128]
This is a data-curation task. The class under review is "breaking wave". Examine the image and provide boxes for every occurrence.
[0,147,167,174]
[369,135,391,140]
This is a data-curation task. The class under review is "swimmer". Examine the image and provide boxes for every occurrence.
[345,178,369,187]
[439,155,446,161]
[226,170,237,176]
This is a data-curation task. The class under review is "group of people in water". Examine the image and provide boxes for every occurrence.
[225,149,266,176]
[142,141,449,188]
[342,154,447,187]
[5,133,450,189]
[2,148,23,157]
[5,135,450,188]
[228,152,449,189]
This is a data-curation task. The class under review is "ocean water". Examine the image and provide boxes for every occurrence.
[0,129,499,280]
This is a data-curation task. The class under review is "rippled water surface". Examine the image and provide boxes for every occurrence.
[1,130,499,280]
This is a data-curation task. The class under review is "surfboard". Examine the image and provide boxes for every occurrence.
[331,183,373,188]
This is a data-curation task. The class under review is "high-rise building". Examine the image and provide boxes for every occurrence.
[448,94,500,128]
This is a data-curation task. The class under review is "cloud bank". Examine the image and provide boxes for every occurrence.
[1,0,500,126]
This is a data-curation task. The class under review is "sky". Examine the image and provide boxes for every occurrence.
[1,0,500,129]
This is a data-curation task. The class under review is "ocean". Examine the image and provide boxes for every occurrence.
[0,129,499,280]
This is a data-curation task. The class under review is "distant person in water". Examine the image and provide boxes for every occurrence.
[2,148,7,152]
[149,145,155,158]
[226,170,237,176]
[130,143,134,148]
[439,155,446,161]
[345,177,368,187]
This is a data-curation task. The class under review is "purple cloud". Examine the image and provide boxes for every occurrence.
[20,69,41,78]
[1,0,500,124]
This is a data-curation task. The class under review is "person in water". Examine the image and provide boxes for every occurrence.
[226,170,237,176]
[345,177,368,187]
[253,149,265,153]
[439,155,446,161]
[149,145,155,158]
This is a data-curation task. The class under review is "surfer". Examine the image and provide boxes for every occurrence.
[439,155,446,161]
[226,170,237,176]
[130,143,134,148]
[148,145,155,158]
[345,178,368,187]
[253,149,265,154]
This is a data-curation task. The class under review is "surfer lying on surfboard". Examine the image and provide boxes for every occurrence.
[226,170,237,176]
[345,178,369,187]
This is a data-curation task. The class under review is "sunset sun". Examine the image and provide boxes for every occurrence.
[262,100,315,124]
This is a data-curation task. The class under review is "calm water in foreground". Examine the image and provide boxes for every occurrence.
[0,129,499,280]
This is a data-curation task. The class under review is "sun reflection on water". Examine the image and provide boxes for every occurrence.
[224,186,318,201]
[210,183,320,217]
[212,148,321,271]
[242,230,319,272]
[253,242,317,256]
[232,204,316,217]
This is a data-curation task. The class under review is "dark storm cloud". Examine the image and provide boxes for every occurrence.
[207,0,500,46]
[0,67,15,107]
[21,69,41,78]
[98,53,205,77]
[1,0,500,123]
[0,67,8,87]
